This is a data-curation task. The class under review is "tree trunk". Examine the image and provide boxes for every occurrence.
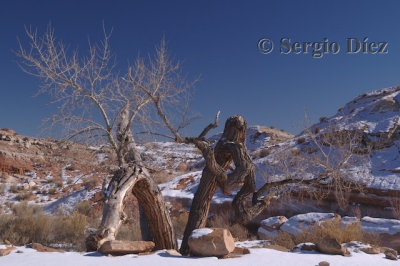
[133,178,178,250]
[86,164,177,251]
[86,104,177,251]
[180,115,267,255]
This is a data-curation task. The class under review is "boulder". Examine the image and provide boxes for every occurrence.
[166,249,181,256]
[361,217,400,251]
[188,228,235,257]
[300,243,317,251]
[99,240,155,256]
[221,247,250,259]
[31,243,64,253]
[316,237,349,256]
[258,227,279,240]
[318,261,330,266]
[0,246,15,256]
[360,247,381,254]
[384,248,398,260]
[280,213,340,235]
[260,216,288,231]
[258,216,287,240]
[264,244,290,252]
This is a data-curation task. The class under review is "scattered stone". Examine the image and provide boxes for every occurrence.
[318,261,330,266]
[384,248,398,260]
[233,247,250,255]
[221,247,250,259]
[0,246,15,256]
[188,228,235,257]
[264,244,290,252]
[30,243,64,253]
[360,247,381,254]
[316,237,349,256]
[166,249,181,256]
[175,162,187,172]
[99,240,155,256]
[16,250,23,253]
[300,243,317,251]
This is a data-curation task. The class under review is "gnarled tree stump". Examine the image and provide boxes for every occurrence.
[179,115,268,255]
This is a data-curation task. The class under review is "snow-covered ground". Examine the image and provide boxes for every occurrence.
[1,243,397,266]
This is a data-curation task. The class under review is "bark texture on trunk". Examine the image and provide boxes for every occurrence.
[133,178,178,250]
[86,163,177,251]
[179,115,268,255]
[86,103,177,251]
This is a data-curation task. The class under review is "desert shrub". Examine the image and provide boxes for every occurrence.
[0,202,87,251]
[253,148,270,159]
[0,203,51,245]
[207,210,252,241]
[0,184,6,195]
[15,191,34,201]
[296,137,306,144]
[83,178,97,190]
[116,223,142,241]
[49,177,63,188]
[52,211,87,250]
[65,165,74,171]
[48,188,57,195]
[389,194,400,220]
[272,231,296,250]
[171,211,189,238]
[74,201,91,216]
[0,172,8,179]
[9,184,20,193]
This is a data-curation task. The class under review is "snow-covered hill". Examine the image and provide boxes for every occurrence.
[160,87,400,218]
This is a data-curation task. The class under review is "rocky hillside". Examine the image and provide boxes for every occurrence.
[1,87,399,221]
[0,124,293,214]
[161,87,400,219]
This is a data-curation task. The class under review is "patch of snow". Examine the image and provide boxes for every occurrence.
[280,213,337,235]
[190,228,213,238]
[260,216,285,228]
[44,188,97,214]
[361,216,400,235]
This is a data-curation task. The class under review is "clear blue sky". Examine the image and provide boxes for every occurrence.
[1,0,400,137]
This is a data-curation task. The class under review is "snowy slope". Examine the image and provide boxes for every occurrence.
[159,87,400,212]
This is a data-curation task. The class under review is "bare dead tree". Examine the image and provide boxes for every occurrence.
[16,25,189,251]
[127,82,273,254]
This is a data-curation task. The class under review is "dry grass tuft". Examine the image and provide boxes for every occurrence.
[207,210,254,241]
[0,202,87,251]
[171,211,189,238]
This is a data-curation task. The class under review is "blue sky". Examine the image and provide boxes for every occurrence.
[1,0,400,137]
